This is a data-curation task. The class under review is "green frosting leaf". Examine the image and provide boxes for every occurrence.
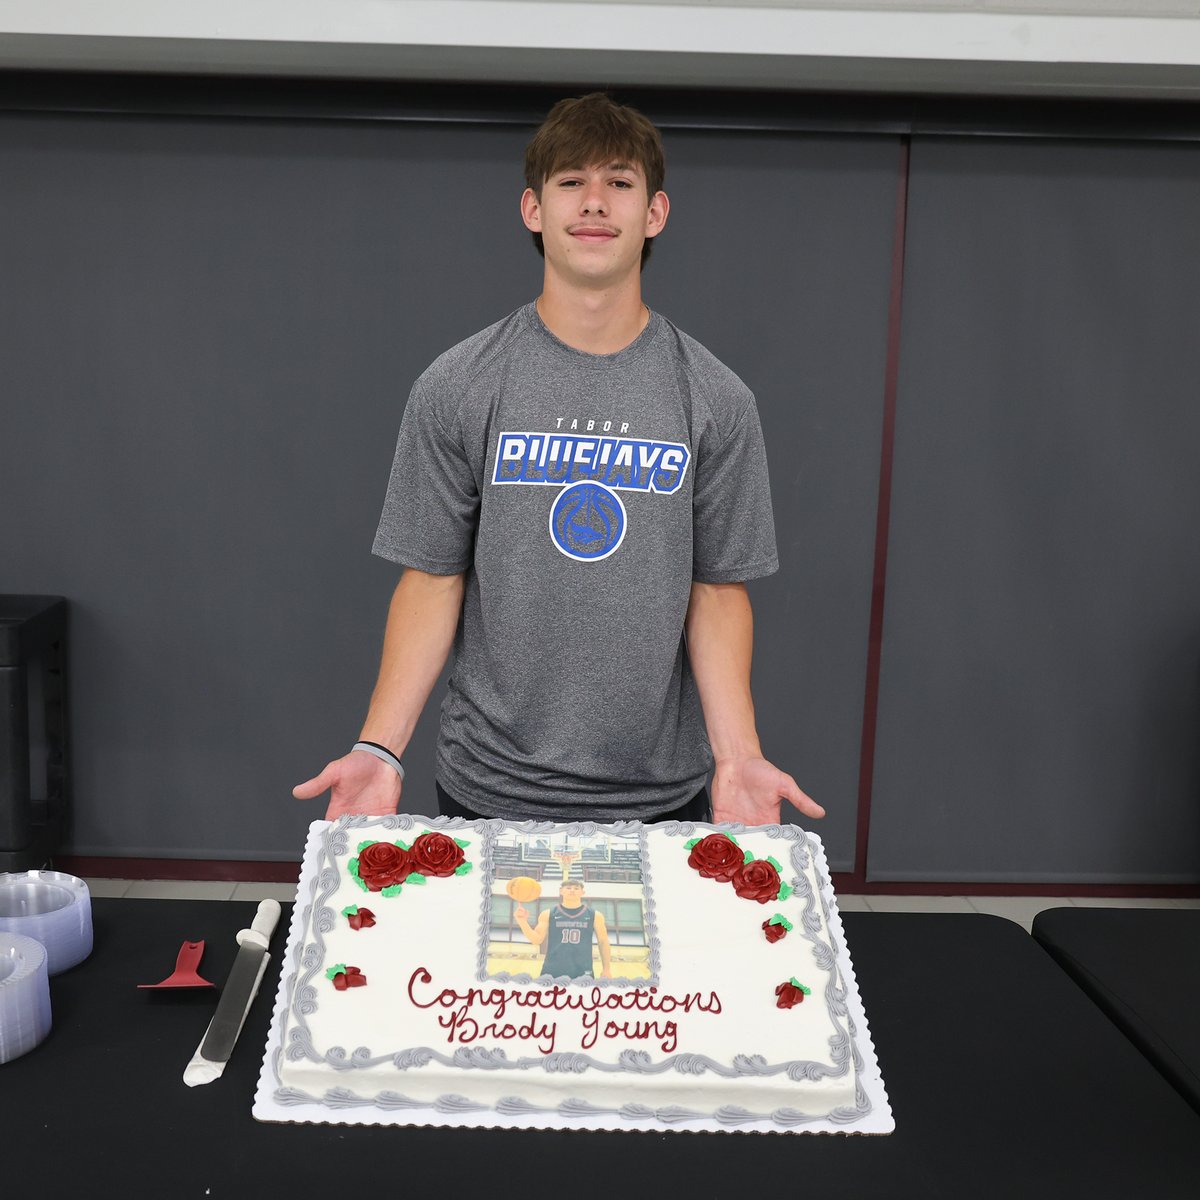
[380,884,403,898]
[777,882,794,902]
[454,838,471,849]
[405,873,427,886]
[768,914,793,930]
[454,862,473,876]
[326,964,347,980]
[357,840,376,853]
[725,834,741,848]
[341,905,359,918]
[788,977,812,995]
[743,850,755,864]
[348,857,368,893]
[683,838,700,850]
[766,856,782,872]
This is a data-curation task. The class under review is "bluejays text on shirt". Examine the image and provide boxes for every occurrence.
[493,432,690,495]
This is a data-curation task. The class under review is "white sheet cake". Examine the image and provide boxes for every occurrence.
[255,815,890,1133]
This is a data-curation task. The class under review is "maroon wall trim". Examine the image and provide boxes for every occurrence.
[850,136,910,890]
[54,855,301,884]
[831,875,1200,899]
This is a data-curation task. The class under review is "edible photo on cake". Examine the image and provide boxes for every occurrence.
[483,827,659,986]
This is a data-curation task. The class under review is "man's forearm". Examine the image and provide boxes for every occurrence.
[684,581,824,824]
[358,567,465,757]
[683,581,761,762]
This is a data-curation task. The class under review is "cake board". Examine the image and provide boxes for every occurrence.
[254,818,893,1135]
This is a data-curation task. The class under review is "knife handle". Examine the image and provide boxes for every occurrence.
[236,899,282,951]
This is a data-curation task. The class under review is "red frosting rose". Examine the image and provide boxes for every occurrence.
[333,966,367,991]
[409,832,466,878]
[775,980,807,1009]
[762,919,788,944]
[356,842,414,891]
[687,834,745,882]
[731,859,782,903]
[347,907,376,930]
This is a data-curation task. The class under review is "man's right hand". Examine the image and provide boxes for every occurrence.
[292,750,403,821]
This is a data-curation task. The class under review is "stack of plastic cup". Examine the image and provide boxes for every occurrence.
[0,871,93,975]
[0,932,52,1063]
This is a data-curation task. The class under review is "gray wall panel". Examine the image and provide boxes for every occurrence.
[869,136,1200,883]
[649,131,895,871]
[1,113,538,858]
[1,113,896,864]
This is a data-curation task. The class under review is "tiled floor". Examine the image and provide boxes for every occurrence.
[81,878,1199,932]
[83,879,300,903]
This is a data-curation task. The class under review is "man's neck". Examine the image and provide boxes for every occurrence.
[536,274,649,356]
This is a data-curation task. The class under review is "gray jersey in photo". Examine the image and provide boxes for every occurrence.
[373,302,778,819]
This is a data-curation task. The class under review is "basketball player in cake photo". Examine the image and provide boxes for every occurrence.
[515,880,613,981]
[294,92,826,831]
[486,832,651,982]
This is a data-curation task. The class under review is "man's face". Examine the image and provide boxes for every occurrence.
[520,161,669,288]
[560,884,585,907]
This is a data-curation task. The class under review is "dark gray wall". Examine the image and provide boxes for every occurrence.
[6,107,1197,883]
[1,112,895,865]
[869,136,1200,883]
[653,130,895,872]
[2,114,536,859]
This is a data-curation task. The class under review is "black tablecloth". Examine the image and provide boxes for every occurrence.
[7,900,1199,1199]
[1033,905,1200,1116]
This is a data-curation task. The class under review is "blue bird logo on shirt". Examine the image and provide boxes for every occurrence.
[551,483,626,561]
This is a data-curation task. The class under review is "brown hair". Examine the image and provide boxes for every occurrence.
[524,92,666,267]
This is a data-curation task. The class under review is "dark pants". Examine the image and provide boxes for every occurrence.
[435,782,712,824]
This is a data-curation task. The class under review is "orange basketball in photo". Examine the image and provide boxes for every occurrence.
[506,876,541,903]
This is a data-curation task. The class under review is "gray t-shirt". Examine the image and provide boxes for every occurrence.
[373,302,778,819]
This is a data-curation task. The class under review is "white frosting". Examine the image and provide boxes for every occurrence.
[270,816,868,1127]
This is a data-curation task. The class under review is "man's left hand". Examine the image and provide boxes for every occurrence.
[711,756,825,825]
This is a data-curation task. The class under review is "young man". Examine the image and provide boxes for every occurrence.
[294,93,823,828]
[514,881,612,980]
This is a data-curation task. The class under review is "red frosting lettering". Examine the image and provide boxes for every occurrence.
[405,967,721,1051]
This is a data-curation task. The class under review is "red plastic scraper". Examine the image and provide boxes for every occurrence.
[138,940,215,989]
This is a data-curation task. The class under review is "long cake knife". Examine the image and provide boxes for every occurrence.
[183,899,281,1087]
